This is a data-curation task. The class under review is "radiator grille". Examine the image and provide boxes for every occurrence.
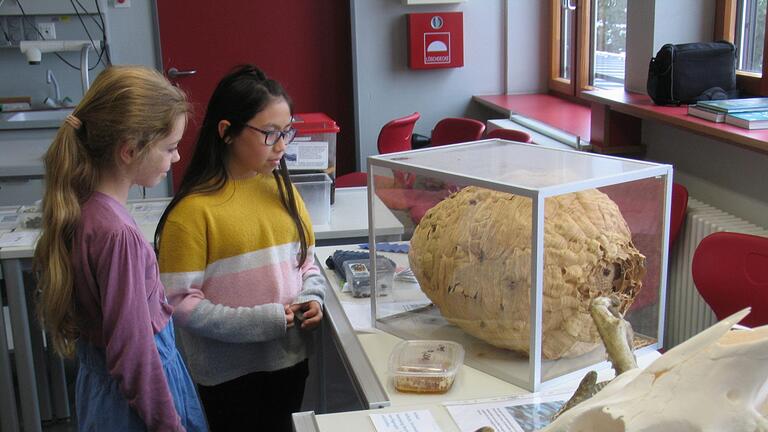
[664,198,768,348]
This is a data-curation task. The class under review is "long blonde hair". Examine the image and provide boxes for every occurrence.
[34,66,189,357]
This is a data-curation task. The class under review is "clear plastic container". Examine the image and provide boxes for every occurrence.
[291,173,332,226]
[19,212,42,229]
[343,257,395,298]
[388,340,464,393]
[290,112,339,174]
[18,205,42,229]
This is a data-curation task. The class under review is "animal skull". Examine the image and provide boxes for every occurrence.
[540,308,768,432]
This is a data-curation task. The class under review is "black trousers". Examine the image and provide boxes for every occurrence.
[197,359,309,432]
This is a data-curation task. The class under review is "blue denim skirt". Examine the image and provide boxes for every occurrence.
[75,319,207,431]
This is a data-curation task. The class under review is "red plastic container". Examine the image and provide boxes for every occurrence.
[291,112,340,175]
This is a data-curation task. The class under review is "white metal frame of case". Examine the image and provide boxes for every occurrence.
[366,139,673,392]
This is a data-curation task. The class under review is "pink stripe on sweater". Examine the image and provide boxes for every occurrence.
[203,261,301,306]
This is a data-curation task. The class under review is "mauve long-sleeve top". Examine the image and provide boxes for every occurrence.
[71,191,183,431]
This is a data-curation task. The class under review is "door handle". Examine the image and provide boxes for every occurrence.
[167,67,197,78]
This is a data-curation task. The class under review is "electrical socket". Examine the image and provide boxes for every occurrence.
[37,22,56,40]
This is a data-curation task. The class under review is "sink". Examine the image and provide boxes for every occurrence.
[0,109,73,122]
[0,109,74,129]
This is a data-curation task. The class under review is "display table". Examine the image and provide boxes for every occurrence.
[0,187,403,432]
[294,245,661,432]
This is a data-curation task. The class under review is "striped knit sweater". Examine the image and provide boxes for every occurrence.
[158,174,326,386]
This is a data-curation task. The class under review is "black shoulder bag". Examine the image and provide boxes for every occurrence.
[647,41,738,106]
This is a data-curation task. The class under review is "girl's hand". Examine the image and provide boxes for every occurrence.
[291,301,323,330]
[284,304,295,328]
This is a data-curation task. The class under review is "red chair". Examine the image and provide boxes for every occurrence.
[334,172,367,188]
[430,117,486,146]
[669,183,689,249]
[377,112,420,154]
[486,128,533,143]
[692,232,768,327]
[336,112,420,188]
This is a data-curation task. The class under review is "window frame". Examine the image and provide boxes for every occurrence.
[548,0,604,100]
[716,0,768,96]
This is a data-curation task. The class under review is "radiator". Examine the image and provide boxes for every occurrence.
[664,198,768,348]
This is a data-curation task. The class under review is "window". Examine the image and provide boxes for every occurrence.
[550,0,627,98]
[559,2,575,81]
[591,0,627,90]
[735,0,766,73]
[717,0,768,95]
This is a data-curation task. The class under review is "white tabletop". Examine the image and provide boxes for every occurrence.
[302,245,662,432]
[316,245,528,404]
[0,187,403,260]
[314,187,403,241]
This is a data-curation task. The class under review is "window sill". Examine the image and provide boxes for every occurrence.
[582,89,768,155]
[473,94,592,142]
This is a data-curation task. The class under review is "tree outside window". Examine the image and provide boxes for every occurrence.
[592,0,627,90]
[735,0,766,73]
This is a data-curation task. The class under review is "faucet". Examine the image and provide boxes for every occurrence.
[46,69,61,106]
[20,40,101,96]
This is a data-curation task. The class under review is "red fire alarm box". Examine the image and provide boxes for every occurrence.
[407,12,463,70]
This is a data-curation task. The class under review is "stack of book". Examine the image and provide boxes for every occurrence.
[687,98,768,130]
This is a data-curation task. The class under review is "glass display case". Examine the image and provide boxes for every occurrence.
[366,139,672,391]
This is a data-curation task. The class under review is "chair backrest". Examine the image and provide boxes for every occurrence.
[485,128,533,143]
[669,182,689,249]
[692,231,768,327]
[334,171,368,188]
[377,112,420,154]
[430,117,486,146]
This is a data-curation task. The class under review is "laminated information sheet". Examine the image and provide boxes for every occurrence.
[443,391,571,432]
[285,140,329,170]
[369,410,442,432]
[0,230,38,248]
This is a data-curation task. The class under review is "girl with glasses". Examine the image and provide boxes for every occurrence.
[155,65,326,431]
[34,66,206,431]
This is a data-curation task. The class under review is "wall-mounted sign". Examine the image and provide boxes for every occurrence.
[407,12,463,70]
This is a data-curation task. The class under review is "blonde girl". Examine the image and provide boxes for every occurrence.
[34,66,206,431]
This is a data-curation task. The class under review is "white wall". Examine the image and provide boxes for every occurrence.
[505,0,548,94]
[100,1,158,68]
[644,123,768,228]
[653,0,715,50]
[625,0,655,93]
[350,0,545,169]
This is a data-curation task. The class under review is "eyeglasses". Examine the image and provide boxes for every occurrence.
[244,124,297,146]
